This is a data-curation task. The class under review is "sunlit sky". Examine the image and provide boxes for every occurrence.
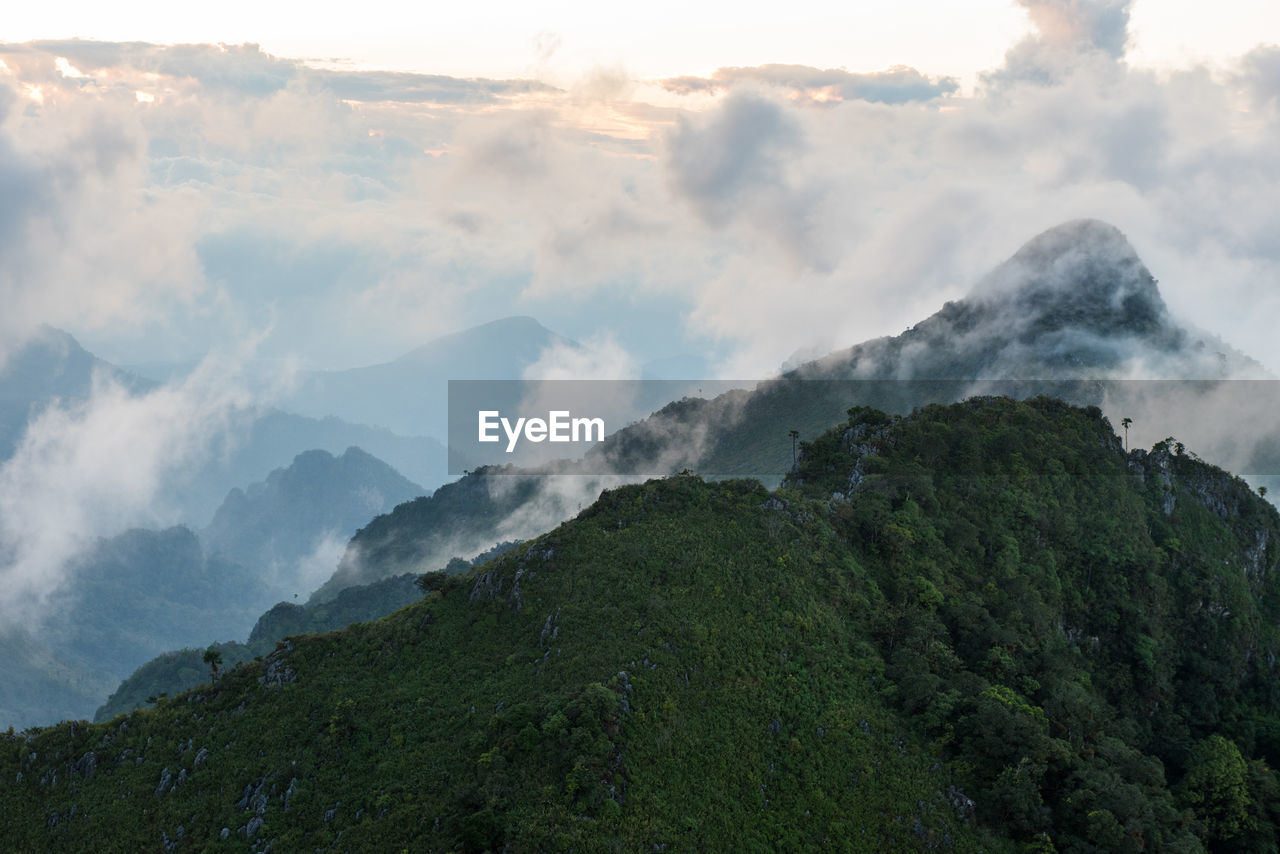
[5,0,1277,84]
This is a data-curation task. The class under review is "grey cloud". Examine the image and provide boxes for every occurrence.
[661,63,958,104]
[1016,0,1133,58]
[1240,46,1280,110]
[985,0,1134,88]
[667,94,800,226]
[665,94,839,273]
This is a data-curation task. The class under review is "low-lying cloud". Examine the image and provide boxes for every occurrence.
[0,352,257,629]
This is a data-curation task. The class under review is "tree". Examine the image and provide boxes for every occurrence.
[1121,417,1132,451]
[1178,735,1252,847]
[789,429,800,470]
[203,647,223,681]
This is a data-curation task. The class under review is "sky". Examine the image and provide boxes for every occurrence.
[2,0,1275,83]
[1,0,1280,647]
[1,0,1279,377]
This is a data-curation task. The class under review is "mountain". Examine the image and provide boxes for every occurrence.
[589,219,1264,477]
[0,526,273,729]
[201,446,425,594]
[160,410,447,526]
[1,444,428,729]
[94,541,521,722]
[0,325,153,460]
[0,326,447,526]
[7,398,1280,851]
[316,219,1273,597]
[800,219,1259,380]
[277,316,575,439]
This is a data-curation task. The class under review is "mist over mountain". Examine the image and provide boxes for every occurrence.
[202,446,425,595]
[0,326,153,460]
[1,442,429,727]
[0,526,271,728]
[591,220,1268,479]
[322,220,1273,598]
[798,219,1261,381]
[0,326,446,527]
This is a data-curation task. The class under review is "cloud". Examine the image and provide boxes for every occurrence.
[307,68,558,104]
[523,333,637,381]
[661,64,958,104]
[1017,0,1133,57]
[0,41,561,105]
[1239,45,1280,111]
[987,0,1135,87]
[1,33,1279,395]
[0,63,206,366]
[0,352,257,629]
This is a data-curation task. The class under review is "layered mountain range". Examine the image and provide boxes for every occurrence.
[6,218,1276,735]
[321,220,1272,596]
[7,396,1280,851]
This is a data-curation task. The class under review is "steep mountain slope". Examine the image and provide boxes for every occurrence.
[202,446,425,593]
[319,219,1272,597]
[309,464,562,602]
[92,574,423,723]
[95,542,518,722]
[6,398,1280,852]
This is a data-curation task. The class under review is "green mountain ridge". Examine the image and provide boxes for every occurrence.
[93,541,522,722]
[6,397,1280,852]
[317,220,1270,600]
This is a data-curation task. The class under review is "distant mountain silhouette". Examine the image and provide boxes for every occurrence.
[0,325,153,459]
[202,446,425,591]
[278,316,576,438]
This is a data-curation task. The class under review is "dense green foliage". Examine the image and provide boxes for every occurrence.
[788,397,1280,852]
[94,543,523,722]
[5,397,1280,853]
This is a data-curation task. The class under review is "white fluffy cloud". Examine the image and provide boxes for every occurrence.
[5,20,1278,378]
[0,353,257,626]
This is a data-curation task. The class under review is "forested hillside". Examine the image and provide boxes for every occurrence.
[5,397,1279,853]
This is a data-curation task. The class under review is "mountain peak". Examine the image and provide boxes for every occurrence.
[971,218,1168,337]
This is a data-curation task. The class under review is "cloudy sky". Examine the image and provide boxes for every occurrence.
[1,0,1279,380]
